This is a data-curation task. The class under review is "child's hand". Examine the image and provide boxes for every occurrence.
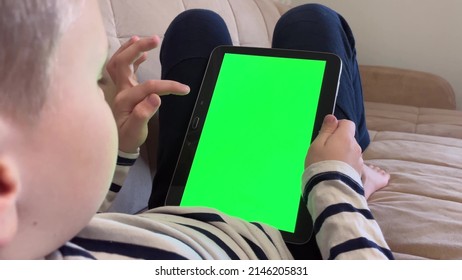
[106,35,190,154]
[305,115,363,175]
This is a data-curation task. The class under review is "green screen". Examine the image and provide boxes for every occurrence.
[180,53,326,233]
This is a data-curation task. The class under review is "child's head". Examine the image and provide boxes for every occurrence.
[0,0,118,259]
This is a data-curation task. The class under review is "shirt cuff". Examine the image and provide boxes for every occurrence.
[118,149,140,160]
[116,149,139,167]
[302,160,362,196]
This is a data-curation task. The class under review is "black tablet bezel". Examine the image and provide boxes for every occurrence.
[165,46,342,244]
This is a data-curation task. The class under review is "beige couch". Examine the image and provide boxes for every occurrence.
[99,0,462,259]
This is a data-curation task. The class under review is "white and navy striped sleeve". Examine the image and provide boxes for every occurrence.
[302,160,393,260]
[48,207,293,260]
[98,150,139,213]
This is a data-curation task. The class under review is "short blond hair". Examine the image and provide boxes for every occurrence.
[0,0,82,121]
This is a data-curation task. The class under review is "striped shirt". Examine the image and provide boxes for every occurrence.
[45,155,392,260]
[303,161,393,260]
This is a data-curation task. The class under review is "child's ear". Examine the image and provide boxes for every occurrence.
[0,158,20,246]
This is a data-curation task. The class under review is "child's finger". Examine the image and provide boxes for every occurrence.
[111,36,139,59]
[151,80,191,97]
[128,94,161,126]
[114,36,159,69]
[118,94,161,153]
[133,52,148,73]
[114,80,190,112]
[107,37,160,91]
[314,115,339,146]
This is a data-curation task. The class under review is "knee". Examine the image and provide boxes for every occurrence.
[164,9,232,46]
[273,3,352,50]
[297,3,337,15]
[276,3,341,30]
[161,9,232,71]
[169,9,228,32]
[174,9,221,21]
[284,3,339,20]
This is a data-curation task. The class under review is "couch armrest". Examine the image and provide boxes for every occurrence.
[360,65,456,110]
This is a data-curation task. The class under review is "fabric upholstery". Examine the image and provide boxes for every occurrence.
[365,130,462,259]
[360,65,456,110]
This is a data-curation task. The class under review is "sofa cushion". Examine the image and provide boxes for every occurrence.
[364,130,462,259]
[365,101,462,139]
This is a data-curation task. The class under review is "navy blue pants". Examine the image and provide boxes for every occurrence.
[150,4,369,210]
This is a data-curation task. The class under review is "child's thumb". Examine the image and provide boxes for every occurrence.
[315,115,339,144]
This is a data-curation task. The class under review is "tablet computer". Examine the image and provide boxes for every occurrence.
[165,46,342,244]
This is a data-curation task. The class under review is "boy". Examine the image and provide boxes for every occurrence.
[0,0,391,259]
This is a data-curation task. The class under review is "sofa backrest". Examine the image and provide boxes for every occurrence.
[360,65,456,110]
[98,0,291,83]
